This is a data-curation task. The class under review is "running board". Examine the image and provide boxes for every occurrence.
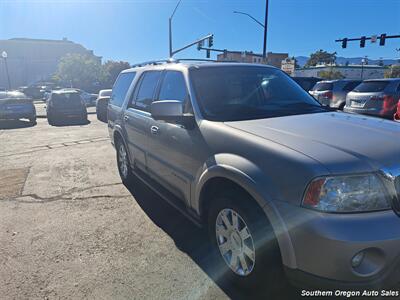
[131,168,203,228]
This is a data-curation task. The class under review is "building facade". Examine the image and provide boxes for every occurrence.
[217,51,288,68]
[294,65,387,80]
[0,38,101,89]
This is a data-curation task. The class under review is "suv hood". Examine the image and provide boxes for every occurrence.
[225,112,400,174]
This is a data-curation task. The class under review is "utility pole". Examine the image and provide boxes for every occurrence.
[233,0,269,62]
[2,51,11,90]
[169,0,182,58]
[263,0,269,62]
[361,56,368,80]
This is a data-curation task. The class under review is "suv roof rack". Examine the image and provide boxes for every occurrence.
[130,58,240,68]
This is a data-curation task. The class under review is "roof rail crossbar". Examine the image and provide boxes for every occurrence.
[131,59,177,68]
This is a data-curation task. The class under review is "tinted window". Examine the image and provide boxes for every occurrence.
[353,81,389,93]
[293,78,320,91]
[190,66,326,122]
[110,72,136,107]
[342,81,361,91]
[134,71,162,111]
[312,82,333,91]
[158,71,187,102]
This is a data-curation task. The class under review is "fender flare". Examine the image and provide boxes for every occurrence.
[194,154,297,269]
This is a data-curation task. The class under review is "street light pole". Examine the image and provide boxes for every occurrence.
[233,0,269,62]
[169,0,182,58]
[262,0,269,62]
[1,51,11,90]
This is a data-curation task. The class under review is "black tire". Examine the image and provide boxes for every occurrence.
[207,190,284,291]
[116,139,134,184]
[29,117,37,125]
[47,113,55,126]
[338,102,346,111]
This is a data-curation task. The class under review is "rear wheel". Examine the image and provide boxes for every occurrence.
[116,139,134,184]
[208,191,284,291]
[29,116,37,125]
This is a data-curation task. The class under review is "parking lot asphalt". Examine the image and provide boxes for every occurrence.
[0,104,299,300]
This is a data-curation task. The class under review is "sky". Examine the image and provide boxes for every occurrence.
[0,0,399,64]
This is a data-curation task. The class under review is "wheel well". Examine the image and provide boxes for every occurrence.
[199,177,261,222]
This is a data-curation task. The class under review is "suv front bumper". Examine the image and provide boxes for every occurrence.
[276,203,400,289]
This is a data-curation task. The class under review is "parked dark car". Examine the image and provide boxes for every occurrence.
[309,79,362,109]
[108,61,400,291]
[0,91,36,124]
[59,88,97,106]
[96,89,112,122]
[46,90,87,125]
[344,79,400,119]
[292,77,321,92]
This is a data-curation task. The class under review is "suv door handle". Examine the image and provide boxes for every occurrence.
[124,115,129,121]
[150,125,159,135]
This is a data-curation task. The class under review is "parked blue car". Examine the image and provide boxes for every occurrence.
[0,91,36,124]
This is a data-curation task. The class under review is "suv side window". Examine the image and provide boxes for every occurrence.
[158,71,187,102]
[110,72,136,107]
[134,71,162,112]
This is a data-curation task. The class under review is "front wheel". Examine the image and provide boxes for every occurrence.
[116,140,134,184]
[208,193,284,291]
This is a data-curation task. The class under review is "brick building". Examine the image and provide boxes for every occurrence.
[217,51,288,68]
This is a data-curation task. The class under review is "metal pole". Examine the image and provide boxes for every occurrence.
[262,0,269,62]
[169,18,172,57]
[169,0,182,58]
[4,58,11,90]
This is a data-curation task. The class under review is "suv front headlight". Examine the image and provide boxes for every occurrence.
[302,174,391,212]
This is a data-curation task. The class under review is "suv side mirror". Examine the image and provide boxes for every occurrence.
[151,100,195,126]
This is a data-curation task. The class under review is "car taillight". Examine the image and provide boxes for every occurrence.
[381,95,398,115]
[321,91,332,99]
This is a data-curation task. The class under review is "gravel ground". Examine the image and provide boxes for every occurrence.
[0,109,300,300]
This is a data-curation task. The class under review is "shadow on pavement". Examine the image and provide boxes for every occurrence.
[0,119,36,130]
[124,177,300,300]
[49,119,91,127]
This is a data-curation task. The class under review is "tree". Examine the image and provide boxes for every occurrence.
[384,66,400,78]
[53,53,103,92]
[305,50,337,67]
[102,60,131,88]
[318,70,344,80]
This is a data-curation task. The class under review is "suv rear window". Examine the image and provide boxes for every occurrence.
[110,72,136,107]
[312,82,333,91]
[353,81,389,93]
[342,81,361,92]
[52,93,82,105]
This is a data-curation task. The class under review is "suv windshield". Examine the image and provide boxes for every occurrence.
[312,82,333,91]
[190,66,326,121]
[353,81,389,93]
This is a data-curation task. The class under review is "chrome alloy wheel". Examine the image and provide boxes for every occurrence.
[118,143,129,179]
[216,208,256,276]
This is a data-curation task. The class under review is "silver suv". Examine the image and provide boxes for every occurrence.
[108,61,400,291]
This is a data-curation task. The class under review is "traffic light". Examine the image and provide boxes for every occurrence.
[206,49,210,58]
[208,35,214,48]
[380,33,386,46]
[360,36,366,48]
[197,40,203,51]
[342,38,348,49]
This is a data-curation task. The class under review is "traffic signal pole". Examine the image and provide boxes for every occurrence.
[336,34,400,48]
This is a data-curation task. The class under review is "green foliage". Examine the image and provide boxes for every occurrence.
[384,66,400,78]
[102,60,131,88]
[305,50,337,67]
[318,70,345,80]
[54,54,103,92]
[53,54,131,92]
